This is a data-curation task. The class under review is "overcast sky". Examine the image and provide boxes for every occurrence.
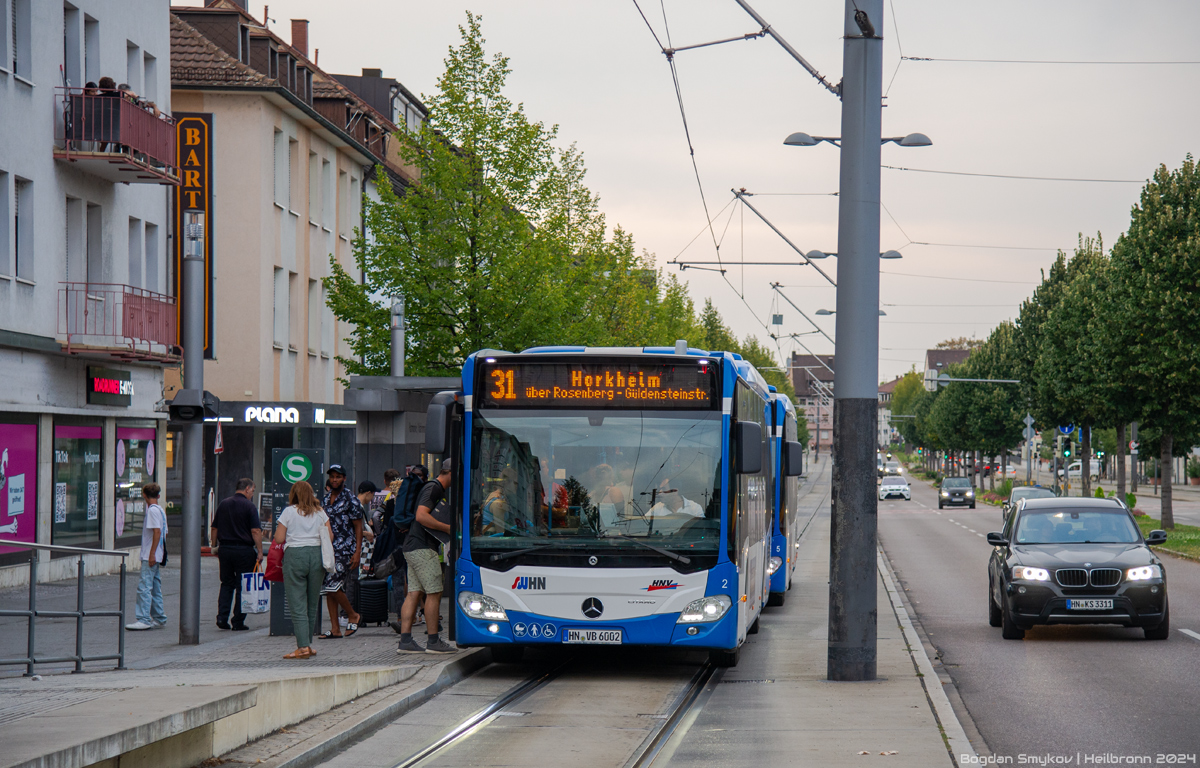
[245,0,1199,382]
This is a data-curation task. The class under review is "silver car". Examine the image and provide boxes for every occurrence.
[879,475,911,501]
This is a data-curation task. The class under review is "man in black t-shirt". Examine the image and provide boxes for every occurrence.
[210,478,262,630]
[396,459,454,654]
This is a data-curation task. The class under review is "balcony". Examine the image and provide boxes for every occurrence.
[54,88,180,185]
[58,283,180,363]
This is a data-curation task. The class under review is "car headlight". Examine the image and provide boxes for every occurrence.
[1012,566,1050,581]
[1126,565,1162,581]
[767,556,783,575]
[458,591,509,621]
[677,594,732,623]
[966,490,974,497]
[941,491,949,497]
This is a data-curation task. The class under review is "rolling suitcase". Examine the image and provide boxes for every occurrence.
[354,578,389,626]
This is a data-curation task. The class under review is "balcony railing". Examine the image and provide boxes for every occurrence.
[58,283,179,362]
[54,88,179,185]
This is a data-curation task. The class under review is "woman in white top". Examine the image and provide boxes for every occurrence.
[274,480,331,659]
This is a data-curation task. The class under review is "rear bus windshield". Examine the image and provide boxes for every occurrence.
[1014,509,1139,544]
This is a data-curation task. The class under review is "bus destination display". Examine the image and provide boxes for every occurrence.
[479,360,719,409]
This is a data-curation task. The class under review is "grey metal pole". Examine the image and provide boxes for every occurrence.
[390,298,405,377]
[828,0,882,682]
[180,212,205,645]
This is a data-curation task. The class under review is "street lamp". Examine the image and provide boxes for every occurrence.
[784,131,932,148]
[816,308,887,316]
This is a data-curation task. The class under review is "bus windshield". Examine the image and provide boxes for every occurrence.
[469,409,723,568]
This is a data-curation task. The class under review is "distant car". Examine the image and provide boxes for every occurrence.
[986,497,1169,640]
[877,461,885,478]
[1057,461,1099,481]
[939,477,975,509]
[885,461,902,476]
[879,476,911,501]
[1002,486,1057,521]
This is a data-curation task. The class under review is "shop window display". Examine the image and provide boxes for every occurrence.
[116,426,157,546]
[53,425,103,548]
[0,422,38,561]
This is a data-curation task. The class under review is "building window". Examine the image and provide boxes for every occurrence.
[288,138,298,212]
[308,151,318,223]
[63,4,81,88]
[321,158,332,229]
[288,271,299,350]
[337,169,347,238]
[83,15,98,83]
[307,279,319,354]
[321,283,333,355]
[86,201,102,283]
[52,423,103,549]
[11,0,31,78]
[272,266,286,347]
[272,129,284,206]
[0,170,8,276]
[115,425,156,546]
[14,176,31,280]
[143,52,156,103]
[145,222,159,292]
[127,217,142,287]
[125,41,141,95]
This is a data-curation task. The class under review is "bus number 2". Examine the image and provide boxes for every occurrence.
[490,369,516,400]
[459,575,467,585]
[721,579,728,589]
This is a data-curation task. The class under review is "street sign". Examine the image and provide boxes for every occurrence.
[269,447,324,638]
[1058,425,1074,435]
[1023,426,1036,441]
[1024,414,1035,427]
[214,422,224,455]
[1129,440,1139,451]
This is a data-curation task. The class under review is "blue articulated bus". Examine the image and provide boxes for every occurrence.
[767,392,804,606]
[424,344,805,667]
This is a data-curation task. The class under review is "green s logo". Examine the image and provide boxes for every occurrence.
[281,453,313,484]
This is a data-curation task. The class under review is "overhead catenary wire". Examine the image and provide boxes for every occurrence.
[883,165,1144,183]
[881,270,1039,285]
[902,56,1200,65]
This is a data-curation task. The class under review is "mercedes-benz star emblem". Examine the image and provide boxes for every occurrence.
[582,597,604,619]
[588,555,598,566]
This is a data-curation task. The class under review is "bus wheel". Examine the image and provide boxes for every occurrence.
[709,646,741,668]
[491,645,524,664]
[748,616,760,634]
[767,591,785,607]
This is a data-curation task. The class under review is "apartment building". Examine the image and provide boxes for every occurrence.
[789,353,835,455]
[168,1,425,503]
[0,0,175,585]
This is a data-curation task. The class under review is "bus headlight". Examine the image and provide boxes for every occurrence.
[677,595,732,623]
[767,557,783,575]
[458,591,509,621]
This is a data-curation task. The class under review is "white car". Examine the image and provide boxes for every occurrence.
[1056,460,1099,481]
[879,476,911,501]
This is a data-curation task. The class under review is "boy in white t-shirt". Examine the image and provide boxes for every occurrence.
[127,483,168,630]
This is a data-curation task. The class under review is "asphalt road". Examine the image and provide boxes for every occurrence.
[879,471,1200,760]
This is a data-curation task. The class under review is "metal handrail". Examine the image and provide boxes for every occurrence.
[0,540,129,676]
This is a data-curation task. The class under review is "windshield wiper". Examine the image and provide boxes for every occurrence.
[612,534,691,564]
[489,543,586,563]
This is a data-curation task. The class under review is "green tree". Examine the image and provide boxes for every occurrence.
[1104,156,1200,528]
[890,370,926,447]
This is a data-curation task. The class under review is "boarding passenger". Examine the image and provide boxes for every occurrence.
[397,460,455,654]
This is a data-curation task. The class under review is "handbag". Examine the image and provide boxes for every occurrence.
[240,562,271,614]
[264,541,285,582]
[374,552,398,580]
[319,523,336,573]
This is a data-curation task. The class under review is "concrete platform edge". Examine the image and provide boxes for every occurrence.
[264,648,491,768]
[877,546,976,764]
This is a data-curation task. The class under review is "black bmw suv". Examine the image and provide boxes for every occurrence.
[986,497,1169,640]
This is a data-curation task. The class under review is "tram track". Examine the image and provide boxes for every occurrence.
[387,656,721,768]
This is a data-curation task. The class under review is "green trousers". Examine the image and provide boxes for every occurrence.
[282,545,323,648]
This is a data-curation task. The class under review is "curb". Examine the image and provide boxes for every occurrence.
[265,648,491,768]
[876,547,976,764]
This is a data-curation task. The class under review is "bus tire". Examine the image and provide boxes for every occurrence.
[709,646,741,668]
[767,591,785,607]
[491,645,524,664]
[748,616,760,634]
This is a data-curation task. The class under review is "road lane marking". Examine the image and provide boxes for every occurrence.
[1181,629,1200,642]
[976,533,984,537]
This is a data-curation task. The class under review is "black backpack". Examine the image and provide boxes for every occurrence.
[392,476,429,532]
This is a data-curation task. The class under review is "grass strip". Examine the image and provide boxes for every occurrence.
[1136,517,1200,561]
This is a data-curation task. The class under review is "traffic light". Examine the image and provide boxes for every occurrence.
[168,389,220,423]
[1064,439,1073,458]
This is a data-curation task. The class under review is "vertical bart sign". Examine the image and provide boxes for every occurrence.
[174,113,214,359]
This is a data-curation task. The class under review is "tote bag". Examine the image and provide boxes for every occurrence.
[319,523,336,572]
[240,563,270,614]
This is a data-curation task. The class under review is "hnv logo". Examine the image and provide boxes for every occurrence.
[511,576,547,590]
[644,579,680,592]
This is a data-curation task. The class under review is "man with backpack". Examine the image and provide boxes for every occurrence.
[396,459,454,654]
[385,464,428,633]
